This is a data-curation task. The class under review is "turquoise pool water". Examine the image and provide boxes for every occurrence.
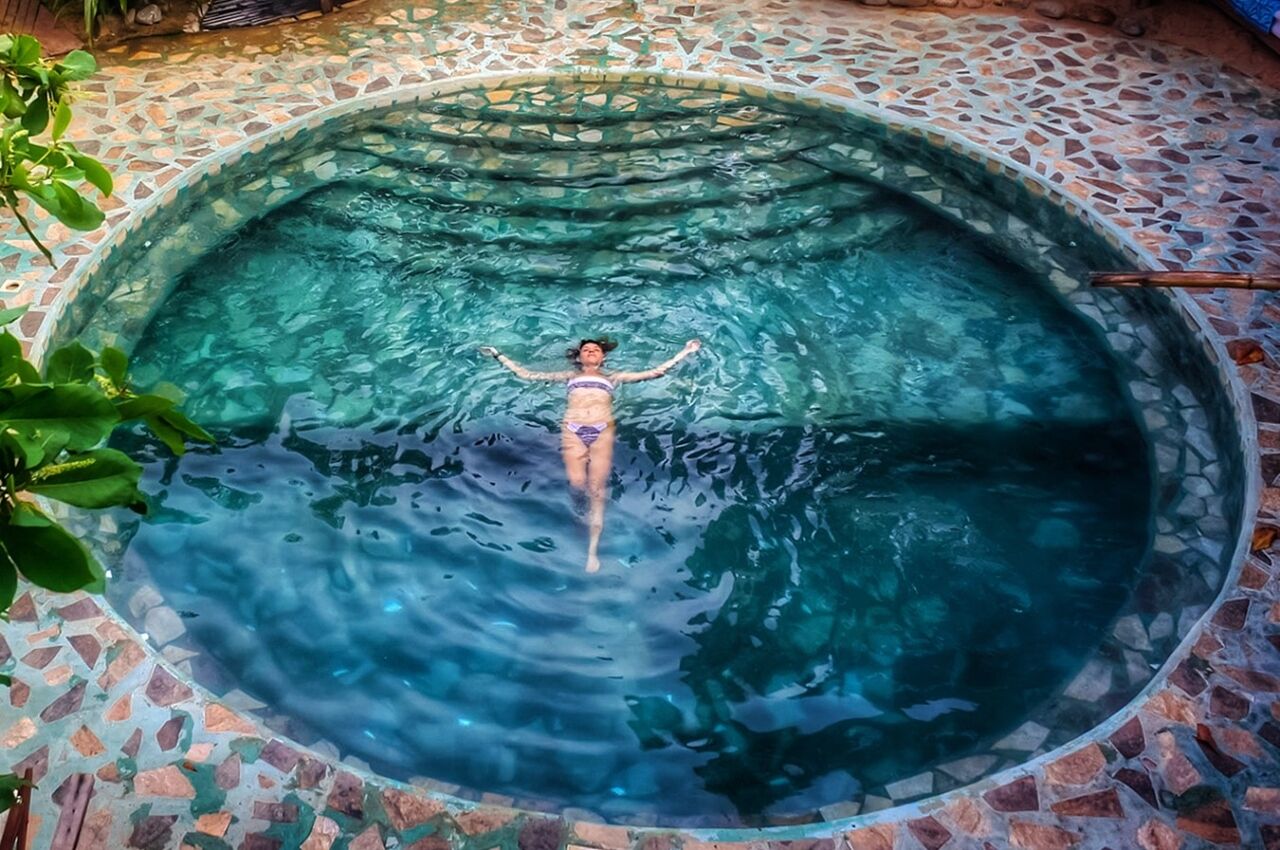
[103,84,1152,824]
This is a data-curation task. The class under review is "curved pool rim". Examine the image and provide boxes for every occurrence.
[26,70,1262,837]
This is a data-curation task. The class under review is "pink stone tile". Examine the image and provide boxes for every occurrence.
[1044,744,1105,786]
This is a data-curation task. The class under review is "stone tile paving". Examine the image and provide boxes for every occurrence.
[0,0,1279,848]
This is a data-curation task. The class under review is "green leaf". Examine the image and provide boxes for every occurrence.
[144,412,186,455]
[12,139,53,164]
[52,166,86,183]
[49,180,104,230]
[115,393,173,420]
[141,407,215,456]
[0,674,10,688]
[11,35,41,66]
[22,182,64,220]
[44,340,94,383]
[19,94,48,136]
[51,99,72,141]
[0,774,31,793]
[0,383,119,451]
[0,426,68,470]
[0,79,22,120]
[0,428,52,469]
[100,346,127,387]
[0,772,31,803]
[0,331,41,384]
[13,61,50,89]
[36,147,67,171]
[156,408,214,443]
[0,521,103,593]
[23,178,104,230]
[0,772,28,815]
[0,305,28,327]
[10,502,51,527]
[28,448,143,509]
[67,152,112,197]
[54,50,96,81]
[6,162,32,192]
[0,560,14,615]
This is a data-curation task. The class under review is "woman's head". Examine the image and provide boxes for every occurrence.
[567,337,618,368]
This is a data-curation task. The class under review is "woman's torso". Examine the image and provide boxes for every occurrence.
[565,372,615,425]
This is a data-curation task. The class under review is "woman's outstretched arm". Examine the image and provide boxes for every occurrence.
[611,339,702,384]
[479,346,575,381]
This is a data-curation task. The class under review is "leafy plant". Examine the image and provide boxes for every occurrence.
[0,304,211,815]
[0,303,214,612]
[45,0,132,46]
[0,36,173,820]
[1,34,112,264]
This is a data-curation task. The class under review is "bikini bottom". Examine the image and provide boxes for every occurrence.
[566,421,609,447]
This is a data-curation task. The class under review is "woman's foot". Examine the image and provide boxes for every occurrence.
[585,555,601,573]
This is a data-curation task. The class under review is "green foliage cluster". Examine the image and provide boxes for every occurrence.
[0,303,211,812]
[0,304,213,615]
[0,34,112,263]
[46,0,131,45]
[0,34,181,817]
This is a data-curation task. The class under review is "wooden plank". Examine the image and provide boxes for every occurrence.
[0,0,40,34]
[0,804,17,850]
[0,769,33,850]
[49,774,94,850]
[1090,271,1280,291]
[0,0,83,55]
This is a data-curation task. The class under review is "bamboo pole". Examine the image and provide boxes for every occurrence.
[1091,271,1280,291]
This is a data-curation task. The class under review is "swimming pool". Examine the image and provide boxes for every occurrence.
[68,79,1242,825]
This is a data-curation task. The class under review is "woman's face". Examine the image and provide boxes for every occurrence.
[579,343,605,367]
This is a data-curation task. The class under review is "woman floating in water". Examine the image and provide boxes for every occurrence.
[479,337,702,572]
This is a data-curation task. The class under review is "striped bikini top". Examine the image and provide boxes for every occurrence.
[567,374,615,396]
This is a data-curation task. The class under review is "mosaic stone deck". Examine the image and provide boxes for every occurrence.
[1,1,1280,848]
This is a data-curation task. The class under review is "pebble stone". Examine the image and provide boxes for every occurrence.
[134,3,162,24]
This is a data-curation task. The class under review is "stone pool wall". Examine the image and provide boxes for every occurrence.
[1,2,1279,848]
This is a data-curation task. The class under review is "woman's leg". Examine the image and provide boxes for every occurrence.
[583,425,615,573]
[561,426,589,492]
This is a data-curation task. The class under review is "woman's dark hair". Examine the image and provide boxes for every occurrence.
[566,337,618,363]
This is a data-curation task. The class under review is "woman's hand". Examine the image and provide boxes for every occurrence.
[683,339,702,354]
[478,346,500,359]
